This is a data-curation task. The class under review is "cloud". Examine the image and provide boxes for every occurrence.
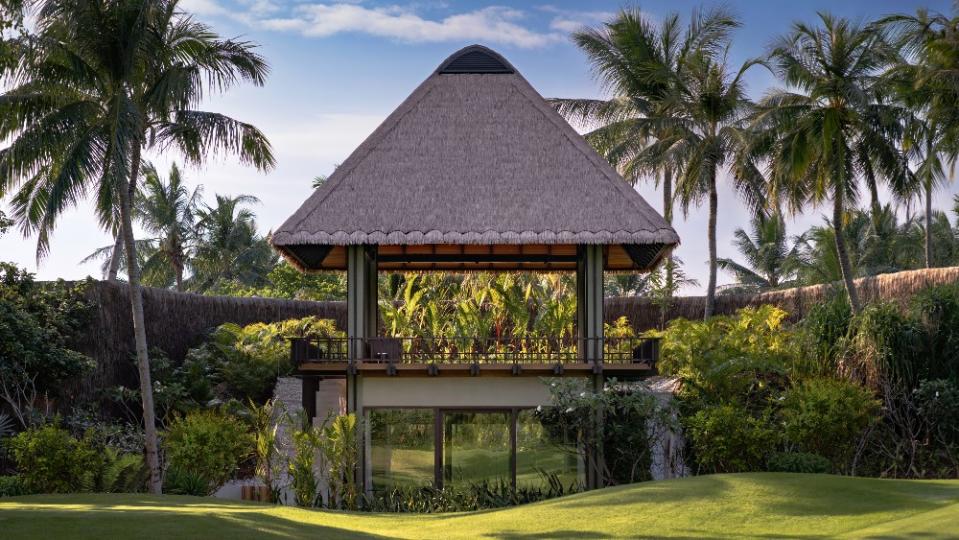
[260,4,560,48]
[538,5,615,34]
[179,0,229,17]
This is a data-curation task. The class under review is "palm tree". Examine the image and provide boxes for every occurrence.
[717,213,802,291]
[190,194,275,292]
[552,7,764,318]
[0,0,273,492]
[755,13,909,314]
[136,163,201,291]
[881,8,959,268]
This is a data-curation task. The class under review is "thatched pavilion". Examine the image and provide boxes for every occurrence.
[272,45,678,491]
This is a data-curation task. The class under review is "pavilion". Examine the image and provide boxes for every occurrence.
[272,45,679,492]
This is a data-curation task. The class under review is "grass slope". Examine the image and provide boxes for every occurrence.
[1,473,958,539]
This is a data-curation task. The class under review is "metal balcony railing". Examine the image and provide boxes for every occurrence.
[290,335,659,368]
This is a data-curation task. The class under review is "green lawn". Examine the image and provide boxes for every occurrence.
[1,473,958,539]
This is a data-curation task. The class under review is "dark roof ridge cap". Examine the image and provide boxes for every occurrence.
[435,44,516,74]
[278,76,442,234]
[502,73,668,223]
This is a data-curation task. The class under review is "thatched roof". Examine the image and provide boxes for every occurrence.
[272,45,678,271]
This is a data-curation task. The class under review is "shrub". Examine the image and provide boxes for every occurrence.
[85,447,148,493]
[163,466,210,496]
[655,306,801,408]
[183,317,343,403]
[362,472,578,513]
[780,378,879,471]
[767,452,831,474]
[684,404,778,474]
[914,379,959,447]
[0,475,28,497]
[163,410,251,495]
[6,424,96,493]
[0,264,94,426]
[801,293,852,374]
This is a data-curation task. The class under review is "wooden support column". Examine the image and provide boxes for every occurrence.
[576,245,604,362]
[347,244,377,494]
[576,244,605,489]
[301,376,319,423]
[346,244,378,413]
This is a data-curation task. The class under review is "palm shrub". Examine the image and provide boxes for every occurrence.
[286,410,321,507]
[320,413,361,509]
[162,410,251,496]
[248,399,281,502]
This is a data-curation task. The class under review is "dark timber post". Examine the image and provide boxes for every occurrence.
[347,244,377,492]
[301,376,319,423]
[576,244,605,489]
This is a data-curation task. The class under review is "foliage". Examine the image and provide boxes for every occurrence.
[779,378,880,471]
[162,410,251,496]
[362,472,578,513]
[163,466,210,497]
[6,424,96,493]
[538,378,664,486]
[191,195,276,293]
[319,413,361,510]
[0,475,28,497]
[800,293,853,374]
[767,452,831,474]
[0,264,94,427]
[286,410,320,507]
[248,399,281,502]
[718,213,803,292]
[379,273,576,346]
[84,448,148,493]
[180,317,343,405]
[218,262,347,301]
[683,404,778,474]
[914,379,959,449]
[655,305,803,407]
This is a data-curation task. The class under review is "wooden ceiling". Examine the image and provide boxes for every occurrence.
[282,243,670,272]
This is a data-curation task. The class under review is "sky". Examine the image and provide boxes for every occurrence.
[1,0,955,293]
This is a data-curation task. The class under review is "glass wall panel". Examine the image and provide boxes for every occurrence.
[443,411,511,487]
[516,408,583,490]
[369,409,435,491]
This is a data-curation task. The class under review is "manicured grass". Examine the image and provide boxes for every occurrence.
[1,473,958,539]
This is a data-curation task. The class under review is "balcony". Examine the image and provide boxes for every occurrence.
[290,335,660,377]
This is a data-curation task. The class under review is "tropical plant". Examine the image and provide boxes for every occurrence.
[162,409,251,496]
[191,194,276,292]
[0,0,274,492]
[319,413,361,510]
[881,7,959,269]
[286,409,321,507]
[553,7,763,318]
[718,213,803,292]
[0,264,94,427]
[248,399,281,502]
[755,13,909,313]
[7,423,97,493]
[135,163,202,290]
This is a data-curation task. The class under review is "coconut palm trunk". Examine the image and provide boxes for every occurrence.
[663,168,674,293]
[705,166,719,319]
[832,192,861,314]
[925,179,933,268]
[107,234,123,282]
[118,144,161,493]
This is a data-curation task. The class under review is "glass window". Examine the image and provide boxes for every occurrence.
[516,408,583,490]
[443,411,511,487]
[369,409,435,491]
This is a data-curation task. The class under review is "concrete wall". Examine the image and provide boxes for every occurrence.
[358,376,569,409]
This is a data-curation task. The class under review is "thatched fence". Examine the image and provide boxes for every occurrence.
[73,266,959,398]
[72,281,346,399]
[606,266,959,332]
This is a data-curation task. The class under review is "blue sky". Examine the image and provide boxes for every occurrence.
[1,0,954,292]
